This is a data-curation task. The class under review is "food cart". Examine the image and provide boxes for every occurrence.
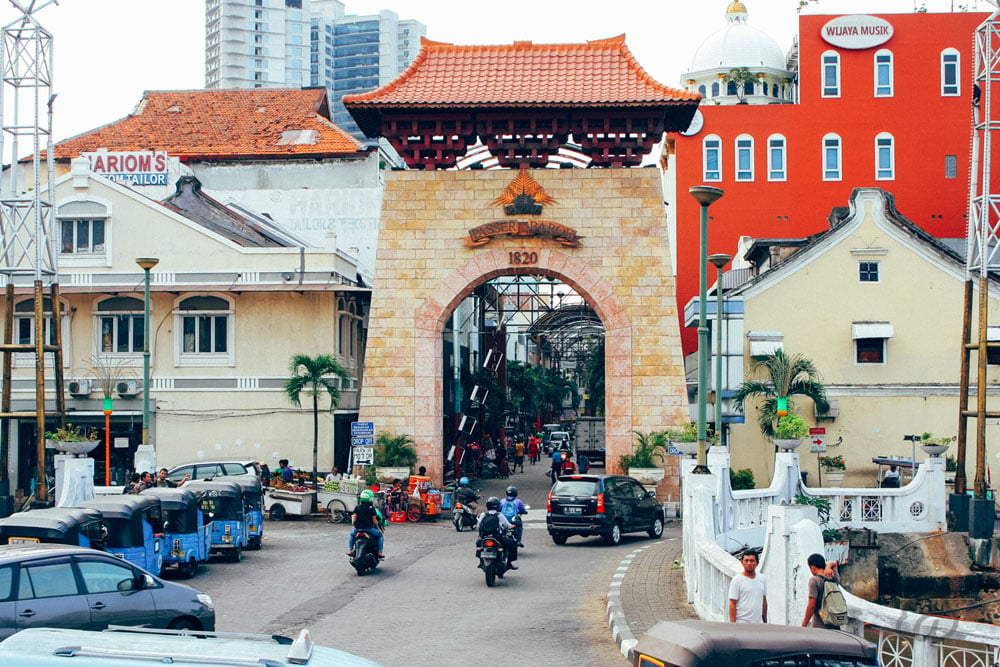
[405,475,442,522]
[316,478,364,523]
[264,487,316,520]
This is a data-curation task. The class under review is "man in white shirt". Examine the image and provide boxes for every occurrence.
[728,550,767,623]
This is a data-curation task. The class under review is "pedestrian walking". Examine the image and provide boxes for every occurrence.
[728,551,767,624]
[527,437,540,465]
[802,553,841,628]
[513,440,525,473]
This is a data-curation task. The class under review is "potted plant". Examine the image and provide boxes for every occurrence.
[44,423,100,456]
[666,422,699,457]
[818,454,846,487]
[373,431,417,482]
[920,432,953,457]
[773,414,809,450]
[620,430,668,484]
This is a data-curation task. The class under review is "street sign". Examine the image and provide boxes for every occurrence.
[353,446,374,465]
[809,427,827,453]
[351,421,374,437]
[351,436,375,447]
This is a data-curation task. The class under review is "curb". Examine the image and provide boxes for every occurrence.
[606,541,658,660]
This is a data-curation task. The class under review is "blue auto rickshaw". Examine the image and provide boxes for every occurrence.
[140,487,210,578]
[230,476,264,550]
[78,495,165,576]
[0,507,107,548]
[184,479,248,563]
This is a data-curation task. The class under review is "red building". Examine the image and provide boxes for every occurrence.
[671,6,990,354]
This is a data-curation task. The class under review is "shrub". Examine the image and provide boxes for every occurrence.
[619,430,668,469]
[774,414,809,440]
[818,455,845,471]
[730,468,755,490]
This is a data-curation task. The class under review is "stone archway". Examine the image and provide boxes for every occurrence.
[359,168,688,499]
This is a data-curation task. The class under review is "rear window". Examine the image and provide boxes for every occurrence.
[222,462,249,475]
[552,480,598,496]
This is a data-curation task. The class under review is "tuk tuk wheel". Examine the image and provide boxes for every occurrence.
[249,537,262,550]
[269,503,287,521]
[406,503,422,522]
[228,544,242,563]
[179,559,197,579]
[327,499,348,524]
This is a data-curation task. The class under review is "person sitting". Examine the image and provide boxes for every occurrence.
[348,489,385,559]
[477,496,518,570]
[325,466,343,483]
[881,465,901,488]
[387,479,404,513]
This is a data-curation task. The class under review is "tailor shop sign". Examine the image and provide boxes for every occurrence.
[81,150,170,186]
[821,15,893,50]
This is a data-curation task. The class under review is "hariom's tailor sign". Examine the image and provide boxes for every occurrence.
[82,150,169,186]
[821,15,893,50]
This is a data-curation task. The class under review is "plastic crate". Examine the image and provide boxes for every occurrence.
[389,511,407,523]
[440,491,453,510]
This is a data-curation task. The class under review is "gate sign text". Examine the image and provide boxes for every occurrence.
[821,15,893,50]
[82,150,169,186]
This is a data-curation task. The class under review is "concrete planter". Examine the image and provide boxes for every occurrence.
[628,467,665,485]
[823,469,845,487]
[375,466,411,483]
[774,438,803,451]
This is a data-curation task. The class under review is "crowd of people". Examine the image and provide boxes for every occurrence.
[123,467,191,493]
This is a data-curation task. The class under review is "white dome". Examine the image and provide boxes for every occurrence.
[688,4,787,73]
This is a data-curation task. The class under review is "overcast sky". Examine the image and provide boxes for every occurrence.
[0,0,993,143]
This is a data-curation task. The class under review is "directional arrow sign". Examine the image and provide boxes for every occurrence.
[353,446,374,465]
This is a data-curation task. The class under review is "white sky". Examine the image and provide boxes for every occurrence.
[0,0,993,143]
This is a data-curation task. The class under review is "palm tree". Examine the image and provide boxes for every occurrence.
[283,353,349,488]
[732,349,829,438]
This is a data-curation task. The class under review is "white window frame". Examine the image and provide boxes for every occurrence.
[823,133,842,181]
[703,135,722,182]
[173,294,235,367]
[12,298,71,368]
[57,199,112,268]
[822,50,841,98]
[875,132,895,180]
[735,135,754,182]
[855,338,887,365]
[767,134,787,182]
[93,296,145,365]
[874,49,893,97]
[337,297,362,373]
[941,48,960,96]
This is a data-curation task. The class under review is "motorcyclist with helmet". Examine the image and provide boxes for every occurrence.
[347,489,386,559]
[477,496,518,570]
[455,476,479,513]
[499,485,528,547]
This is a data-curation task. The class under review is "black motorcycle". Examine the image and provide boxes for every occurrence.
[477,529,514,587]
[349,530,381,576]
[453,500,478,532]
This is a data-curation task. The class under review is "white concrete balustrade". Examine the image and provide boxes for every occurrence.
[681,448,999,666]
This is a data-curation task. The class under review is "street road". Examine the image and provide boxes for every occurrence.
[183,472,634,666]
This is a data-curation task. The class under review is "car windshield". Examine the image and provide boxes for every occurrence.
[552,480,597,496]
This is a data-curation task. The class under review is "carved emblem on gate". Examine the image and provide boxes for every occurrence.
[465,171,581,247]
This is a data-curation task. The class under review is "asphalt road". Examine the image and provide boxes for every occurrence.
[182,474,634,666]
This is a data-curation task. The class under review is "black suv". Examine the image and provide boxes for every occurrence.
[546,474,664,546]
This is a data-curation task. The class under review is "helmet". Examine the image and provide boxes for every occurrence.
[359,489,375,503]
[486,496,500,511]
[506,485,518,498]
[459,476,470,487]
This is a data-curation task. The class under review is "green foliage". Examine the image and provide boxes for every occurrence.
[581,337,605,417]
[505,360,577,433]
[818,455,845,471]
[44,423,98,442]
[945,454,957,472]
[619,430,669,469]
[732,350,828,438]
[667,422,699,442]
[374,432,417,468]
[730,468,755,490]
[794,492,841,542]
[723,66,758,102]
[363,465,378,487]
[774,414,809,440]
[284,353,350,486]
[920,432,953,446]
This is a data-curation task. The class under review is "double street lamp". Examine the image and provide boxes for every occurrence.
[136,258,159,451]
[689,186,724,474]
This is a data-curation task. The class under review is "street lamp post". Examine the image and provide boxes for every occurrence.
[136,258,159,452]
[689,186,724,474]
[708,253,732,447]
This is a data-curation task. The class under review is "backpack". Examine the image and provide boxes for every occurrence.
[818,578,849,627]
[500,499,518,521]
[479,511,500,538]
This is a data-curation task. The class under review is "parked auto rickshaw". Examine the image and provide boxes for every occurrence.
[0,507,106,548]
[141,487,211,578]
[184,479,248,562]
[229,476,264,549]
[78,495,165,576]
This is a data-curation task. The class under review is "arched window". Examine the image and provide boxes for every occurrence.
[711,82,720,97]
[762,82,769,96]
[875,132,895,180]
[13,297,70,367]
[57,200,108,259]
[822,50,841,97]
[174,295,234,366]
[874,49,893,97]
[941,48,960,96]
[727,81,738,96]
[703,135,722,181]
[743,81,754,97]
[698,84,707,97]
[767,134,787,181]
[823,133,842,181]
[735,134,754,181]
[338,297,363,372]
[95,296,144,355]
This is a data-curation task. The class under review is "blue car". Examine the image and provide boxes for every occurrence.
[141,487,210,578]
[78,495,165,576]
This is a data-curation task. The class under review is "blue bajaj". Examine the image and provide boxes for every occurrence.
[78,495,165,576]
[185,480,247,563]
[0,507,107,548]
[141,487,210,578]
[230,476,264,550]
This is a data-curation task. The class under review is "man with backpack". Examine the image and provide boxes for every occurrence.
[499,485,527,547]
[477,496,518,569]
[802,553,849,629]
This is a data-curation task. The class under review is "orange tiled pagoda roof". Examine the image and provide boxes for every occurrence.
[51,88,365,162]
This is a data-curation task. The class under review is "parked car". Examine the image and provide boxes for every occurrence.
[630,619,877,667]
[0,543,215,640]
[547,474,664,546]
[0,626,382,666]
[166,460,260,484]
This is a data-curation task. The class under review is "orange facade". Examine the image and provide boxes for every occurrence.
[672,11,990,354]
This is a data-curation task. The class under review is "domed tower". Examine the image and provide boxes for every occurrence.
[682,1,795,105]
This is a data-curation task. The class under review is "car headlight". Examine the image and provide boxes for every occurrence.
[197,594,214,610]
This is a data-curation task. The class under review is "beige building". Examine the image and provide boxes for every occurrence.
[3,160,367,492]
[726,188,1000,489]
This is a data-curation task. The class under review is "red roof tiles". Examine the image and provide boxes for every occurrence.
[52,88,365,161]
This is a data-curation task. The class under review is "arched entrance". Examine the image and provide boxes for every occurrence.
[359,168,689,499]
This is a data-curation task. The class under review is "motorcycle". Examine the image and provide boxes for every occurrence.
[453,501,478,532]
[349,530,381,576]
[477,528,514,587]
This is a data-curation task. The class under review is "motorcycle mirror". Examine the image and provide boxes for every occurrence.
[524,505,531,510]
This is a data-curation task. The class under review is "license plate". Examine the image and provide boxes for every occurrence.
[8,537,38,544]
[564,507,582,515]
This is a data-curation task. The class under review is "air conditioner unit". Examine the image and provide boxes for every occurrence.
[815,399,839,420]
[115,380,140,398]
[67,379,91,397]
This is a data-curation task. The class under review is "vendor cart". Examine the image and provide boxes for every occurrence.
[405,476,442,522]
[264,487,316,521]
[317,479,383,523]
